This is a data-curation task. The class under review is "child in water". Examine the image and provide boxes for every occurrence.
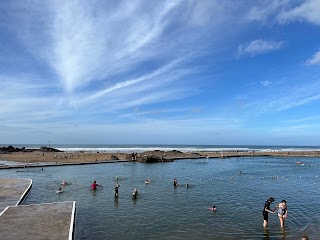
[276,200,288,228]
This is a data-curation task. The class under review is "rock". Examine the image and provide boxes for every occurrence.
[110,155,119,160]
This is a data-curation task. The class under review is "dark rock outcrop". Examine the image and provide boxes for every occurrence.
[110,155,119,160]
[0,146,61,154]
[39,146,61,152]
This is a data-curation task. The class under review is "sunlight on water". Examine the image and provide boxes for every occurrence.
[1,156,319,239]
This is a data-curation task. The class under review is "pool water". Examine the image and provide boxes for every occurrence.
[1,156,319,239]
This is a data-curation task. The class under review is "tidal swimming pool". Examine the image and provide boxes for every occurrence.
[1,156,320,240]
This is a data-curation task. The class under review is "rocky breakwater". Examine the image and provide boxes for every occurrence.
[137,150,202,163]
[0,145,61,154]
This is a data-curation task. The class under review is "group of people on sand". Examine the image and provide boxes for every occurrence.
[263,197,288,228]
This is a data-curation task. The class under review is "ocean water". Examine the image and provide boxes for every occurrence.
[2,144,320,153]
[0,155,319,239]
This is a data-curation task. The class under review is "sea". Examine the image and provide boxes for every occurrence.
[2,144,320,153]
[1,144,320,239]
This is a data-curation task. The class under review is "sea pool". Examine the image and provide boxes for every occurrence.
[1,156,319,239]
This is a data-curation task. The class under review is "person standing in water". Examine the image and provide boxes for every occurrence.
[262,197,275,227]
[132,188,139,199]
[91,180,100,190]
[114,184,120,197]
[276,199,288,228]
[173,178,178,187]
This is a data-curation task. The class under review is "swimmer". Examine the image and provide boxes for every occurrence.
[114,184,120,197]
[173,178,178,187]
[56,187,64,193]
[144,179,150,184]
[61,180,67,185]
[132,188,139,199]
[185,183,189,188]
[91,180,101,190]
[208,206,216,211]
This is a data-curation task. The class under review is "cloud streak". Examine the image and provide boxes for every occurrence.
[49,1,184,93]
[238,39,284,57]
[306,50,320,65]
[245,0,320,26]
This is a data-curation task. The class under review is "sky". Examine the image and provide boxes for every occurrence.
[1,0,320,145]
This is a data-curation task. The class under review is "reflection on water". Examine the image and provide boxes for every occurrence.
[1,156,319,239]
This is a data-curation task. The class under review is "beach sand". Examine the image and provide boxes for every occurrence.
[1,149,320,165]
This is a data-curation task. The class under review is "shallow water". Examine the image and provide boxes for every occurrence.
[1,156,319,239]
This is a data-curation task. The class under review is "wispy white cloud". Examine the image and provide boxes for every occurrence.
[246,82,320,113]
[238,39,284,56]
[245,0,320,26]
[277,0,320,25]
[306,50,320,65]
[49,0,185,93]
[277,94,320,111]
[80,59,186,103]
[260,80,272,87]
[283,115,320,124]
[258,78,286,87]
[245,0,290,23]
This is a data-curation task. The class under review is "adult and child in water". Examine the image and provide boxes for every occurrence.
[263,197,288,228]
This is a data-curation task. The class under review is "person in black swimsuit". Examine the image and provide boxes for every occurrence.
[173,178,178,187]
[263,197,275,227]
[132,188,138,199]
[114,184,119,198]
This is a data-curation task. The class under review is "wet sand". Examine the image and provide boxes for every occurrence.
[1,150,320,165]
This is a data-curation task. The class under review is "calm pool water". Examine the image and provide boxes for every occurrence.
[1,156,320,239]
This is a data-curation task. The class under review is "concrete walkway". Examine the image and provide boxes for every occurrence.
[0,201,76,240]
[0,179,76,240]
[0,178,32,212]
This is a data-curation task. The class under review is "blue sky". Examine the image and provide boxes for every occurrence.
[1,0,320,145]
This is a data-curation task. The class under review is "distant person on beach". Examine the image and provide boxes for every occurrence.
[173,178,178,187]
[91,180,100,190]
[132,188,138,199]
[262,197,275,227]
[114,184,119,197]
[276,200,288,228]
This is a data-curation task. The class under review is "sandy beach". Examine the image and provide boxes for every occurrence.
[1,149,320,165]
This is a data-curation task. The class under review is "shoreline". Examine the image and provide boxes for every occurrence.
[1,149,320,169]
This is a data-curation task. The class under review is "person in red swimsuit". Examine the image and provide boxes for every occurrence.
[91,180,100,190]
